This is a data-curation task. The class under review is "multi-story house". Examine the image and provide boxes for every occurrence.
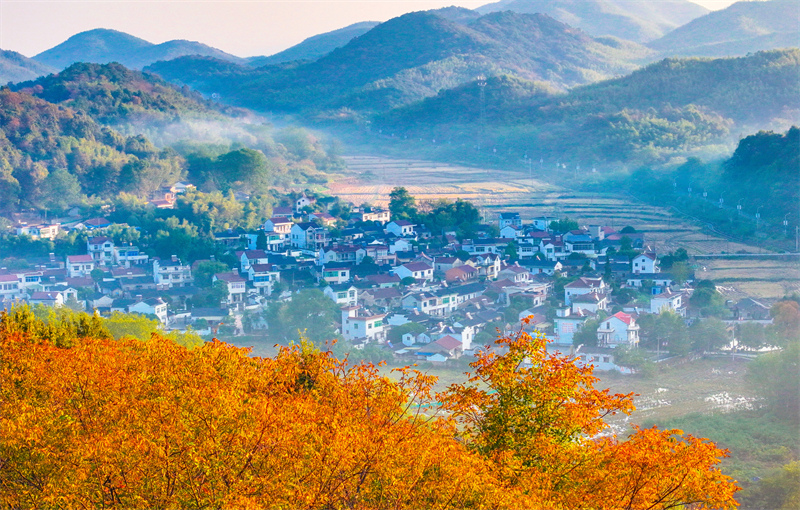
[564,277,608,305]
[290,222,330,252]
[498,212,522,229]
[213,272,247,310]
[341,306,387,344]
[0,274,22,302]
[596,312,640,348]
[66,255,95,278]
[247,264,281,296]
[87,236,115,266]
[153,256,193,288]
[113,245,149,267]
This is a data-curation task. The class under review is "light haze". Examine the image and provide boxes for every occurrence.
[1,0,744,58]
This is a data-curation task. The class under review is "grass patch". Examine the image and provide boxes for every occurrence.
[650,410,799,487]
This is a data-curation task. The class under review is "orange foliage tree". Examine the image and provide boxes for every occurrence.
[0,309,739,508]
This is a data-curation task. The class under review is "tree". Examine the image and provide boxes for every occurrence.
[690,281,727,317]
[194,260,229,288]
[105,311,159,341]
[654,310,689,356]
[548,218,579,233]
[747,343,800,420]
[256,230,267,250]
[0,310,739,508]
[736,322,767,350]
[690,318,729,353]
[770,300,800,347]
[440,325,739,508]
[264,289,340,344]
[573,317,600,348]
[388,186,416,221]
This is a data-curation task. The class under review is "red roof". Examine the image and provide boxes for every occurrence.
[613,312,634,325]
[435,335,462,350]
[403,262,432,272]
[215,272,246,283]
[67,255,94,263]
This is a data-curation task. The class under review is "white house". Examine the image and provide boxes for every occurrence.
[386,220,416,237]
[239,250,270,272]
[295,193,316,213]
[564,277,607,305]
[341,306,387,344]
[498,212,522,229]
[66,255,96,278]
[324,284,358,307]
[247,264,281,295]
[632,252,658,274]
[113,245,149,267]
[596,312,640,348]
[153,256,193,288]
[86,236,115,266]
[213,272,247,310]
[0,275,22,301]
[571,292,609,314]
[321,263,352,285]
[28,291,65,308]
[650,290,685,315]
[128,297,168,324]
[393,262,434,282]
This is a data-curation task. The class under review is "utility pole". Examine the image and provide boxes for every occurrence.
[477,75,487,152]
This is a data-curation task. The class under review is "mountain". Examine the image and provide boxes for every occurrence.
[377,49,800,165]
[0,88,184,211]
[10,62,225,126]
[247,22,380,67]
[649,0,800,57]
[147,10,653,114]
[33,28,244,71]
[0,49,56,84]
[475,0,709,43]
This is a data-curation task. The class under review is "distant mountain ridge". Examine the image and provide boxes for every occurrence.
[648,0,800,57]
[0,49,57,84]
[33,28,244,71]
[377,49,800,165]
[475,0,709,42]
[147,10,653,114]
[247,22,380,67]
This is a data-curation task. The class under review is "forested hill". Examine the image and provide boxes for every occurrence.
[32,28,244,71]
[377,49,800,165]
[247,22,380,67]
[648,0,800,57]
[10,62,229,126]
[146,10,652,114]
[0,49,57,84]
[475,0,709,43]
[0,88,184,211]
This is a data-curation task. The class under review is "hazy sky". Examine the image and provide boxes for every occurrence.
[1,0,744,58]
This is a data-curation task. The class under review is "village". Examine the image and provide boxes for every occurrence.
[1,185,774,373]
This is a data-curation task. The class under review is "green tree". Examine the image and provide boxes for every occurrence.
[264,289,340,345]
[747,343,800,419]
[689,318,729,353]
[105,312,159,341]
[195,260,230,288]
[736,322,767,350]
[389,187,417,221]
[573,318,600,348]
[654,311,689,356]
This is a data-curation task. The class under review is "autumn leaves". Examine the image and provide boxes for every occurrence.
[0,309,739,508]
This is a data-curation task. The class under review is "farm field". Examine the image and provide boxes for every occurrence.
[331,155,797,300]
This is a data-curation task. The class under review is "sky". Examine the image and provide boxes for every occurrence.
[1,0,744,58]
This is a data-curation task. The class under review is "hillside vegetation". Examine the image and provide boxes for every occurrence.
[649,0,800,57]
[147,10,653,114]
[11,62,224,126]
[0,307,739,508]
[0,63,342,214]
[376,49,800,165]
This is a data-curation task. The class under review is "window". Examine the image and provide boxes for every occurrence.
[337,292,346,299]
[443,297,450,304]
[349,291,355,297]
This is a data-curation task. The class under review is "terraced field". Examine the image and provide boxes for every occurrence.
[329,155,797,300]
